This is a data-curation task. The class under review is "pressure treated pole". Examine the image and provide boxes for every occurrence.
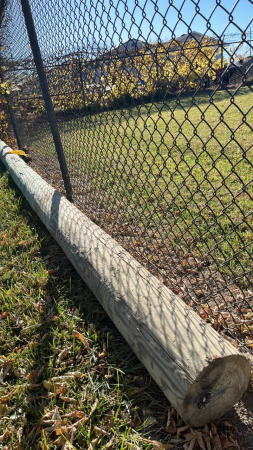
[20,0,73,202]
[0,141,250,427]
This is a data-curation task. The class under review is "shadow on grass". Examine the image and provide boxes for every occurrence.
[0,161,173,448]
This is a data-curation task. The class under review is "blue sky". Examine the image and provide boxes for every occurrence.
[88,0,253,44]
[26,0,253,58]
[70,0,253,52]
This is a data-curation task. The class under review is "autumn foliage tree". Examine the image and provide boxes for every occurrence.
[0,0,14,146]
[5,36,222,118]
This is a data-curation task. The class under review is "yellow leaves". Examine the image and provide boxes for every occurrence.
[73,330,91,350]
[3,150,28,157]
[0,233,7,245]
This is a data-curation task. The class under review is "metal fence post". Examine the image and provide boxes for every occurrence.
[5,94,22,149]
[78,57,86,111]
[20,0,73,201]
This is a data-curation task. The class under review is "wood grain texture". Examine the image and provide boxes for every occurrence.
[0,140,250,426]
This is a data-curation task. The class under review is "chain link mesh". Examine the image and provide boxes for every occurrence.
[1,0,253,352]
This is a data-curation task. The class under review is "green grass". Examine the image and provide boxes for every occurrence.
[0,158,251,449]
[0,164,179,449]
[26,87,253,284]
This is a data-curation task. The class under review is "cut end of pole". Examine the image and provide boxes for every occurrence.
[181,354,251,427]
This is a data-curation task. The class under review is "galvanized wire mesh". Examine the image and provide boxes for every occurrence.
[1,0,253,352]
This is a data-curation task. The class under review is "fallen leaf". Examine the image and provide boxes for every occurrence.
[59,396,77,403]
[187,438,196,450]
[0,233,7,245]
[43,380,51,390]
[144,415,157,428]
[130,410,141,428]
[0,311,9,320]
[128,386,148,397]
[48,267,59,276]
[64,411,84,419]
[8,150,28,157]
[73,330,91,350]
[176,425,190,439]
[0,428,11,442]
[51,372,83,381]
[211,434,223,450]
[195,430,205,450]
[58,347,71,362]
[105,436,115,449]
[166,408,177,434]
[27,370,38,383]
[94,426,110,436]
[222,439,238,449]
[184,433,196,442]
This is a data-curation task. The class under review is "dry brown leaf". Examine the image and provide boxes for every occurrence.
[27,370,38,383]
[59,396,77,403]
[0,311,8,320]
[166,409,177,434]
[130,410,141,428]
[64,411,84,419]
[40,409,56,422]
[46,420,66,433]
[53,383,68,395]
[0,362,12,384]
[54,436,66,446]
[205,438,212,450]
[0,428,11,442]
[128,386,148,397]
[176,425,190,439]
[0,389,17,403]
[195,430,205,450]
[94,426,110,436]
[48,267,59,276]
[58,347,71,362]
[73,330,91,350]
[106,436,115,449]
[210,422,217,436]
[187,438,196,450]
[212,434,223,450]
[105,368,113,379]
[222,439,238,450]
[184,433,196,443]
[52,406,61,421]
[228,436,240,449]
[88,438,98,450]
[55,425,69,436]
[64,371,83,379]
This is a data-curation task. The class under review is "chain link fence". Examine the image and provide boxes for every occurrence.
[1,0,253,353]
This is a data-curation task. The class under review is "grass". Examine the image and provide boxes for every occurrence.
[0,157,252,449]
[26,87,253,284]
[0,163,177,449]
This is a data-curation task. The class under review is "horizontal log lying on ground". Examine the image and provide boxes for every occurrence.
[0,140,250,427]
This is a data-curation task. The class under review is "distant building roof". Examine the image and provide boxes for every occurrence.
[175,31,218,44]
[111,38,148,53]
